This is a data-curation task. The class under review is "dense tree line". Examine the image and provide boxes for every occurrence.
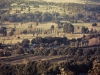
[31,37,69,45]
[0,33,100,57]
[63,23,74,33]
[0,46,100,75]
[0,35,100,74]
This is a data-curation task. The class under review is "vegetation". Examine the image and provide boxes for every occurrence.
[63,23,74,34]
[0,45,100,75]
[0,0,100,75]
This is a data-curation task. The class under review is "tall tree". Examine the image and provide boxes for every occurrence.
[63,23,74,34]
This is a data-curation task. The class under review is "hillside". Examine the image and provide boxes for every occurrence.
[43,0,79,3]
[42,0,100,3]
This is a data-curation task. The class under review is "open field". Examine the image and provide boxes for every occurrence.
[73,22,100,30]
[9,3,68,14]
[0,22,100,44]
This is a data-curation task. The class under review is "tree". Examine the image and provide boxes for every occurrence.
[9,32,13,36]
[21,7,23,11]
[36,61,50,74]
[81,26,89,34]
[41,12,53,22]
[22,39,30,44]
[63,23,74,34]
[31,37,42,44]
[0,27,7,36]
[36,20,38,26]
[49,49,57,56]
[92,23,97,27]
[0,51,4,57]
[28,7,30,12]
[28,49,34,54]
[22,39,30,48]
[16,48,24,54]
[51,25,54,30]
[8,28,16,36]
[11,28,16,32]
[5,51,11,56]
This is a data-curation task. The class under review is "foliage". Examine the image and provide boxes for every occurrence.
[63,23,74,33]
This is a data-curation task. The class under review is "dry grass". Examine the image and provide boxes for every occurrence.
[1,22,100,44]
[73,22,100,31]
[10,4,66,14]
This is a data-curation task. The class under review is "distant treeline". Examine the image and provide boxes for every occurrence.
[1,1,100,23]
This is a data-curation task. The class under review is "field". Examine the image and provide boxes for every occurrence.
[1,22,100,44]
[1,2,100,44]
[9,3,69,14]
[0,1,100,75]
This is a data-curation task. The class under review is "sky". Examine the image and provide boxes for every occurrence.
[43,0,80,3]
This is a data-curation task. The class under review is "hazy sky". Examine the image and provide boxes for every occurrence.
[43,0,80,3]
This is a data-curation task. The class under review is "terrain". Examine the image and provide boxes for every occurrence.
[0,0,100,75]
